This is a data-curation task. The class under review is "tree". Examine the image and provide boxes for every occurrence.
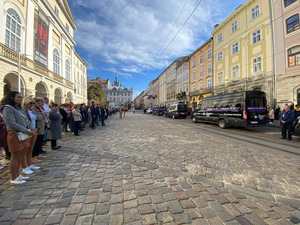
[87,84,106,105]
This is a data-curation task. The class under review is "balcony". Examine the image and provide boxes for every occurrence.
[0,43,26,65]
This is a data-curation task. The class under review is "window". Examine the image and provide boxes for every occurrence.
[252,29,261,44]
[288,46,300,67]
[77,72,79,81]
[218,33,223,43]
[199,81,203,90]
[186,74,189,81]
[207,63,212,74]
[199,55,203,64]
[232,65,239,79]
[193,72,196,80]
[232,42,239,54]
[284,0,297,7]
[253,57,262,73]
[66,24,69,32]
[192,83,196,91]
[5,8,22,52]
[217,72,223,84]
[286,14,299,34]
[207,79,212,88]
[192,59,196,68]
[232,21,238,33]
[65,59,70,80]
[207,49,212,59]
[54,6,59,16]
[217,52,223,62]
[252,5,260,19]
[199,68,203,77]
[53,49,60,75]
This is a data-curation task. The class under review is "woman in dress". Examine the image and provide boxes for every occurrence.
[49,103,62,150]
[2,91,35,184]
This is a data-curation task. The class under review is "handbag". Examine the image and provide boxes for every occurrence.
[16,132,32,141]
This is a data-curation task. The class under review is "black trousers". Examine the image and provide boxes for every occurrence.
[51,140,57,149]
[33,134,44,157]
[281,123,292,140]
[91,116,96,128]
[74,121,81,135]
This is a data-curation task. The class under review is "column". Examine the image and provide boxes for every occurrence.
[0,3,5,44]
[61,35,66,79]
[71,46,75,83]
[25,0,35,60]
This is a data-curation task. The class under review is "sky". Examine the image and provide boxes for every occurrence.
[69,0,247,98]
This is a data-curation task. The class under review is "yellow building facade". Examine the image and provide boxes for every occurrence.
[0,0,88,104]
[189,38,213,109]
[158,69,167,106]
[212,0,274,104]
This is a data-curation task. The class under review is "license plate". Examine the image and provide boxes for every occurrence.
[181,113,185,115]
[251,121,258,124]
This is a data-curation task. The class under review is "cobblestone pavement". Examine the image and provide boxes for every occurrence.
[0,111,299,225]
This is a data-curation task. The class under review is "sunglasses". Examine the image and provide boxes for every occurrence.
[28,102,35,104]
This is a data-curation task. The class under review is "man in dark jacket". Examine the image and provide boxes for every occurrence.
[95,104,100,126]
[59,104,68,132]
[90,101,96,129]
[100,106,106,126]
[280,104,295,140]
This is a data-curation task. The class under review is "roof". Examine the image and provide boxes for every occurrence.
[87,77,109,85]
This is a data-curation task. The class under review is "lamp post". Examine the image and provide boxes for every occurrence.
[18,50,21,92]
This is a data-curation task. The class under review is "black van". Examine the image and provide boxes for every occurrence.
[153,107,166,116]
[164,103,188,119]
[191,91,268,128]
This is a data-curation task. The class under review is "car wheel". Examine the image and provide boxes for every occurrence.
[192,117,197,123]
[218,119,227,129]
[172,115,176,119]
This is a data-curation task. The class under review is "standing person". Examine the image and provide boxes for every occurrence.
[95,104,100,126]
[59,104,68,133]
[274,105,280,120]
[0,100,8,168]
[32,98,46,163]
[41,98,50,148]
[268,106,275,124]
[72,104,82,136]
[64,104,71,131]
[49,103,62,149]
[290,102,294,110]
[119,107,123,119]
[2,91,35,184]
[280,104,295,141]
[21,97,39,174]
[123,107,126,117]
[100,106,105,126]
[90,101,96,129]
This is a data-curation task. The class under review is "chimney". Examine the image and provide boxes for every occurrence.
[214,24,219,29]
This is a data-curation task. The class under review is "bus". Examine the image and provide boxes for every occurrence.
[191,91,268,128]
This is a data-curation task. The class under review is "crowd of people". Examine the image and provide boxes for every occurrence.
[0,91,114,185]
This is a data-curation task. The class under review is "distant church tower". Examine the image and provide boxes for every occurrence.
[114,75,119,87]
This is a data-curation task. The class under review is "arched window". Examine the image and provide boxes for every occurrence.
[65,59,70,80]
[53,49,60,75]
[5,8,22,52]
[288,46,300,67]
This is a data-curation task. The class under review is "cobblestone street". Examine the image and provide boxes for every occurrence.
[0,112,300,225]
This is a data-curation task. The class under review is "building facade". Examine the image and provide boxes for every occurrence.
[0,0,88,104]
[166,61,177,106]
[212,0,274,104]
[189,38,213,109]
[104,76,133,108]
[176,57,190,105]
[158,70,167,106]
[272,0,300,106]
[152,77,159,106]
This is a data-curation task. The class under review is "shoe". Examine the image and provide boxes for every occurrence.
[287,139,292,141]
[280,137,286,139]
[29,165,40,170]
[75,134,80,136]
[52,146,61,150]
[10,177,26,184]
[36,155,46,159]
[18,175,30,180]
[22,168,33,175]
[39,150,47,154]
[65,130,69,132]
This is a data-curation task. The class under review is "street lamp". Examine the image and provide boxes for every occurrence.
[18,50,21,92]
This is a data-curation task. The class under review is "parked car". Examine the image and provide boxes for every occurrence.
[146,108,153,114]
[164,103,188,119]
[153,107,166,116]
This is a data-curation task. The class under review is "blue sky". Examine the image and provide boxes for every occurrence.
[69,0,247,98]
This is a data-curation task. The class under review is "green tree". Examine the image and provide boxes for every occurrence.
[87,84,106,105]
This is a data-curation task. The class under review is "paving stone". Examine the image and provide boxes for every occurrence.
[110,193,123,204]
[235,216,253,225]
[76,215,93,225]
[186,208,203,219]
[0,210,22,221]
[217,210,235,222]
[173,213,192,224]
[186,189,200,198]
[44,214,63,224]
[93,215,110,225]
[224,204,242,217]
[153,203,168,213]
[124,190,136,201]
[207,217,224,225]
[138,204,154,215]
[208,200,225,212]
[200,207,217,219]
[28,216,47,225]
[124,208,140,223]
[124,199,138,209]
[207,187,220,195]
[192,218,209,225]
[141,214,157,225]
[60,215,77,225]
[110,214,123,225]
[150,194,163,204]
[138,196,152,205]
[96,202,110,215]
[162,193,176,202]
[245,213,268,225]
[174,191,189,200]
[99,193,110,203]
[192,197,208,208]
[180,199,196,209]
[110,203,124,215]
[167,200,183,214]
[79,203,96,216]
[157,212,174,223]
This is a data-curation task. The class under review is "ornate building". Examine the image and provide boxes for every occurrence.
[104,76,133,108]
[0,0,88,104]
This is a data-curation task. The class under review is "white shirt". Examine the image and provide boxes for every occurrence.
[28,110,37,129]
[43,103,51,113]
